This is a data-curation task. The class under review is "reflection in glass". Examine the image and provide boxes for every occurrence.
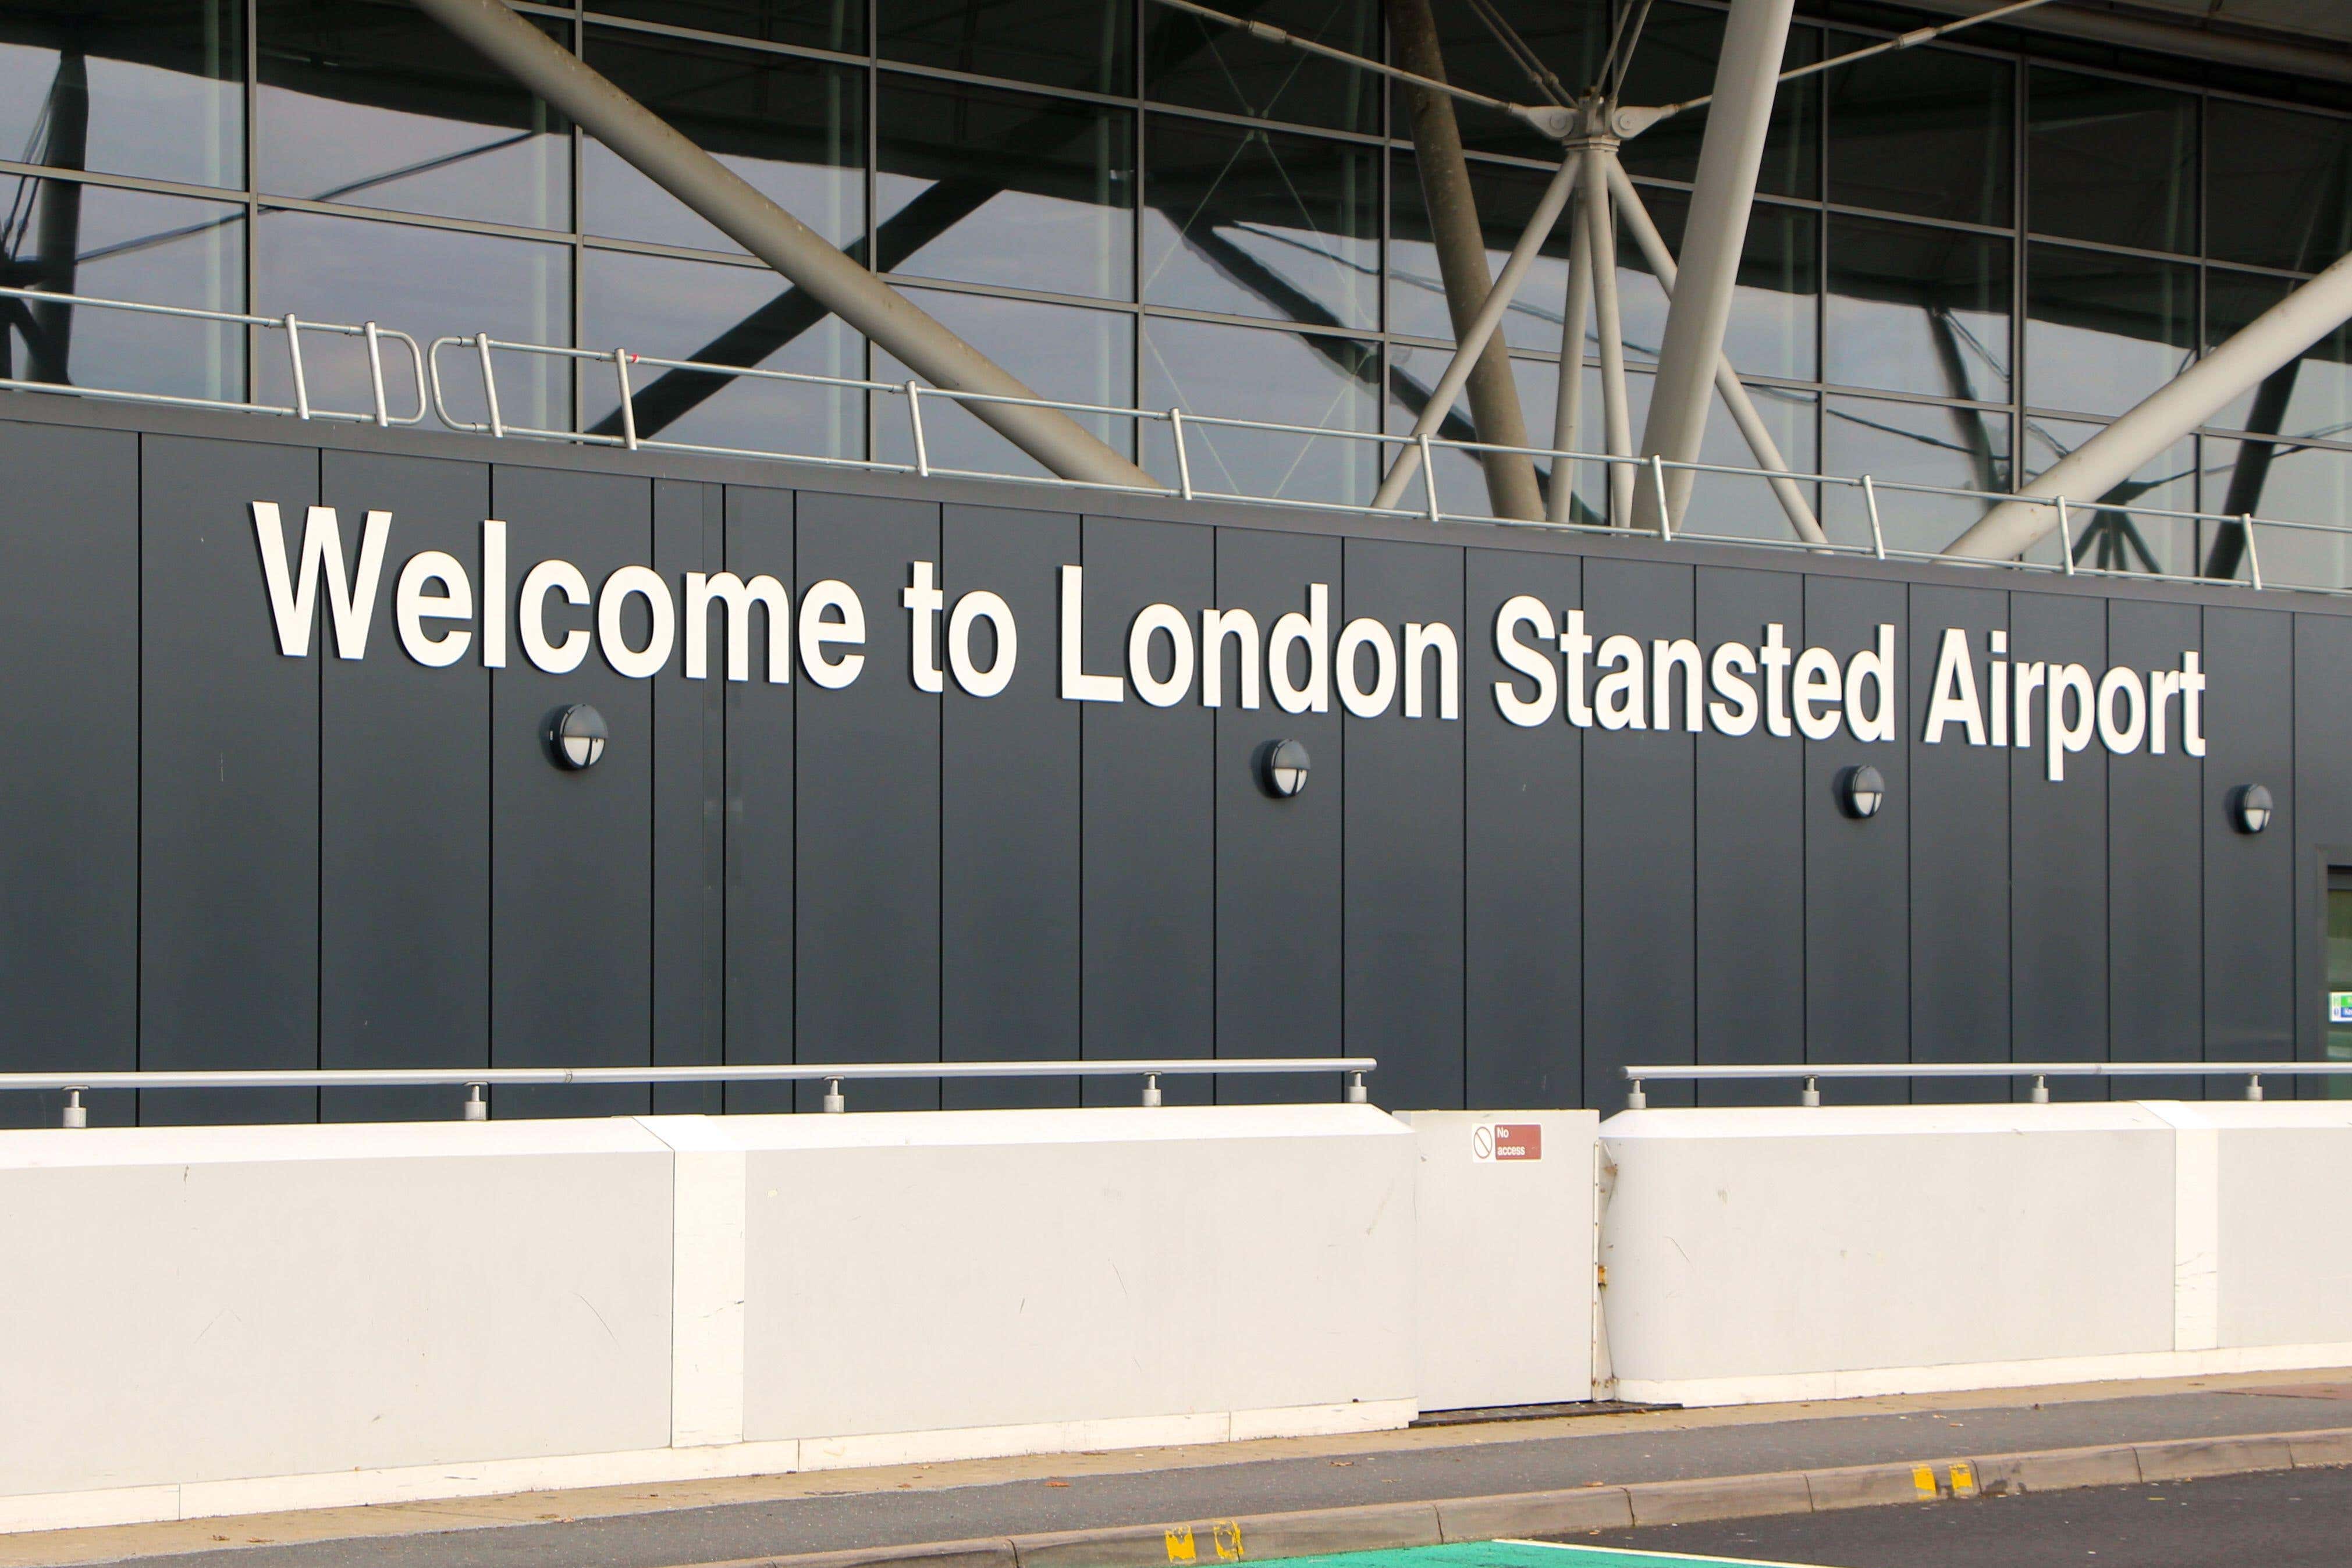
[1626,188,1818,381]
[1621,8,1818,200]
[1828,35,2012,226]
[1827,215,2010,403]
[2026,243,2193,419]
[1388,154,1577,353]
[879,77,1132,301]
[582,249,863,461]
[1383,343,1562,521]
[584,29,862,255]
[1823,394,2010,556]
[2200,439,2352,591]
[256,210,570,433]
[1147,0,1379,134]
[2208,269,2352,445]
[259,1,569,229]
[881,0,1128,94]
[2020,417,2196,576]
[0,1,241,189]
[1406,0,1607,161]
[1142,318,1378,506]
[0,179,242,400]
[588,0,863,54]
[2207,99,2352,275]
[2027,67,2195,255]
[1143,116,1376,329]
[876,287,1133,478]
[1548,365,1817,539]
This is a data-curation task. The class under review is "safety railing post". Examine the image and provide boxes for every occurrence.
[61,1088,86,1129]
[1346,1071,1369,1105]
[1651,454,1674,541]
[2055,496,2076,576]
[1418,433,1441,522]
[1626,1078,1647,1110]
[1863,474,1887,561]
[823,1076,847,1114]
[462,1083,487,1121]
[284,314,312,421]
[906,382,930,478]
[475,332,505,438]
[2030,1073,2050,1104]
[2243,514,2265,591]
[1799,1075,1821,1107]
[613,349,639,450]
[363,322,390,428]
[1170,408,1195,501]
[1142,1073,1163,1108]
[2247,1072,2265,1103]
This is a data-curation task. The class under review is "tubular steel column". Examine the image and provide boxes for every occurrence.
[1633,0,1797,533]
[1583,142,1635,527]
[1547,180,1594,524]
[1947,246,2352,561]
[1389,0,1545,521]
[408,0,1154,490]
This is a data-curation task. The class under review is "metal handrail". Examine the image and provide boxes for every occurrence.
[1620,1060,2350,1108]
[2,1057,1377,1127]
[10,283,2352,596]
[0,284,428,428]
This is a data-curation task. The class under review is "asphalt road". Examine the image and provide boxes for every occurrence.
[1572,1463,2352,1567]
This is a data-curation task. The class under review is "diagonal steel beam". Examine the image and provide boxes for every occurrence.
[409,0,1153,490]
[1947,246,2352,562]
[1634,0,1797,533]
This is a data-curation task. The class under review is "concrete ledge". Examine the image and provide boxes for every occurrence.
[1434,1486,1636,1539]
[762,1542,1019,1568]
[1970,1442,2144,1496]
[1011,1503,1440,1568]
[1623,1471,1814,1527]
[1803,1461,1937,1512]
[2289,1430,2352,1469]
[2134,1435,2298,1482]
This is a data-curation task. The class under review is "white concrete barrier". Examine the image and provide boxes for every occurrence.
[1598,1101,2352,1407]
[0,1103,1417,1532]
[1398,1111,1598,1413]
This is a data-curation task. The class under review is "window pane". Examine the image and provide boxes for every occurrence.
[1402,0,1608,162]
[2021,417,2197,576]
[1383,343,1561,521]
[1388,154,1577,353]
[2207,99,2352,275]
[1540,365,1817,539]
[1141,318,1378,506]
[584,28,863,255]
[1828,35,2013,227]
[2027,67,2195,255]
[1143,116,1377,329]
[879,76,1132,301]
[876,288,1133,479]
[1147,0,1379,136]
[1,179,243,401]
[1626,188,1818,381]
[1823,393,2011,556]
[256,210,571,433]
[2201,439,2352,591]
[2025,243,2194,418]
[582,248,864,461]
[587,0,864,54]
[259,1,569,229]
[2207,270,2352,445]
[880,0,1129,95]
[1620,8,1819,201]
[1827,215,2010,403]
[0,0,241,188]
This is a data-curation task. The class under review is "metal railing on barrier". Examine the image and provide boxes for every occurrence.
[5,281,2348,597]
[0,283,429,429]
[1621,1061,2352,1108]
[0,1058,1377,1128]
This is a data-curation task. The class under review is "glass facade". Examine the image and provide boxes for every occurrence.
[6,0,2352,567]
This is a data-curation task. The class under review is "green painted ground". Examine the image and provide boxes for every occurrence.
[1254,1542,1829,1568]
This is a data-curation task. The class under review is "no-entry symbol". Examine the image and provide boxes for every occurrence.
[1472,1123,1542,1161]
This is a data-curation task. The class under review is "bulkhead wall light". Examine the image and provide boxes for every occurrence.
[1256,738,1310,798]
[1837,763,1886,820]
[2233,783,2274,834]
[547,703,607,770]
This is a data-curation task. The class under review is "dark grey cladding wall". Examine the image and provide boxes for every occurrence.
[0,393,2342,1123]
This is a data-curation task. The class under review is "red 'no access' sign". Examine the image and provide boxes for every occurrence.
[1473,1123,1542,1161]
